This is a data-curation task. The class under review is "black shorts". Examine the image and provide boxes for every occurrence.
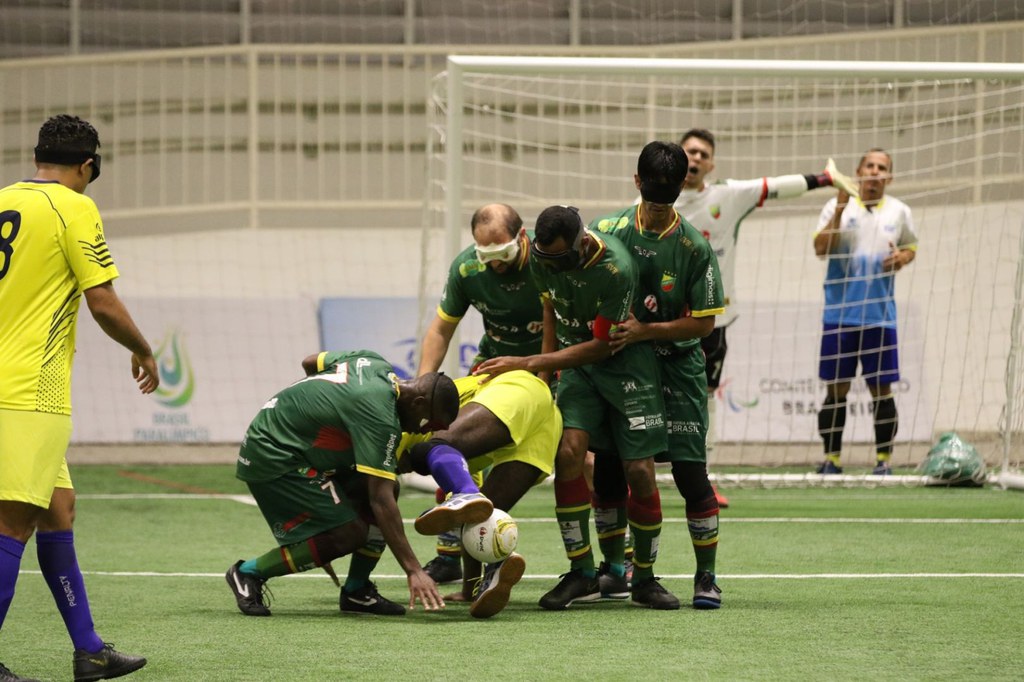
[700,326,728,389]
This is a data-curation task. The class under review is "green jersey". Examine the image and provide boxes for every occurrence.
[530,229,636,349]
[236,350,403,483]
[438,241,543,360]
[592,206,725,355]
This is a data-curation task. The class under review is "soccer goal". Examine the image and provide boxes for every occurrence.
[420,55,1024,488]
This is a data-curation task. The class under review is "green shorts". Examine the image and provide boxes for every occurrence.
[246,468,364,546]
[657,348,709,464]
[556,342,667,461]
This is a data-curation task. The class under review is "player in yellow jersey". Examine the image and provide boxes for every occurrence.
[0,115,158,682]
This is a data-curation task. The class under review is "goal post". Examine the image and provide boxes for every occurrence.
[421,55,1024,487]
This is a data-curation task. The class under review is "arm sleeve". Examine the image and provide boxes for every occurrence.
[62,196,119,290]
[765,174,813,200]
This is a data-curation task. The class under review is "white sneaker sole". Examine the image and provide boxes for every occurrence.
[414,496,493,536]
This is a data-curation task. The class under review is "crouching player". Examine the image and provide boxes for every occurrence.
[397,369,560,619]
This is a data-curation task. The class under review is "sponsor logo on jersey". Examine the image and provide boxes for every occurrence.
[382,433,398,468]
[661,272,676,292]
[705,266,716,303]
[622,380,640,393]
[633,245,656,258]
[644,294,658,312]
[526,320,543,334]
[667,420,702,434]
[628,416,647,430]
[458,260,487,277]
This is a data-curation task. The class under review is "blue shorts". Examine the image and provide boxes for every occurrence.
[818,324,899,386]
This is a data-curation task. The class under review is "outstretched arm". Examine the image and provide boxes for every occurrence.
[83,282,158,394]
[366,475,444,611]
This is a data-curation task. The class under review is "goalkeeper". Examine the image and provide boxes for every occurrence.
[674,128,860,503]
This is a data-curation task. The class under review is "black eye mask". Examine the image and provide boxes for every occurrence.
[34,147,101,183]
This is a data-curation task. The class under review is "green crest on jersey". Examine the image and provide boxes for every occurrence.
[458,260,488,278]
[594,216,629,233]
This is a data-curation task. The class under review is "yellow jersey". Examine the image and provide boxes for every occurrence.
[0,180,118,414]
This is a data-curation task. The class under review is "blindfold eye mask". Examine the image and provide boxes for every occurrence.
[475,237,520,264]
[34,147,101,183]
[530,208,585,273]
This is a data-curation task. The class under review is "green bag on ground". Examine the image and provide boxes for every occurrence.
[917,432,987,487]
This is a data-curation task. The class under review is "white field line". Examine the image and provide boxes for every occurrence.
[16,570,1024,580]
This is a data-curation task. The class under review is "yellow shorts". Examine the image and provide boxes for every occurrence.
[0,408,74,507]
[464,371,561,483]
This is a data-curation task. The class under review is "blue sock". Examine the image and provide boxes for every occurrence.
[239,559,260,575]
[427,444,478,495]
[36,530,104,653]
[0,533,26,628]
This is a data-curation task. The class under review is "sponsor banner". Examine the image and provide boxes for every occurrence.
[318,297,484,378]
[71,298,319,443]
[713,302,931,443]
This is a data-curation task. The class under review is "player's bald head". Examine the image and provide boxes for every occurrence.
[471,203,523,241]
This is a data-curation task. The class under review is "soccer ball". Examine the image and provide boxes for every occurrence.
[461,509,518,564]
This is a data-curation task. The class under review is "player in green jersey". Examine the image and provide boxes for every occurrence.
[419,203,544,374]
[225,350,460,617]
[0,114,156,682]
[475,205,679,610]
[593,141,727,609]
[417,203,545,585]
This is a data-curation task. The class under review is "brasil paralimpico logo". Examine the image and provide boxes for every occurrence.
[152,330,195,408]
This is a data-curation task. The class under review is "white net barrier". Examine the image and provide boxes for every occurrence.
[422,57,1024,486]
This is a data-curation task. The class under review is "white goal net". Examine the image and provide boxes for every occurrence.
[421,56,1024,487]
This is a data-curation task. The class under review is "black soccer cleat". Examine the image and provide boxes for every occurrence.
[73,644,147,682]
[631,577,681,610]
[470,552,526,619]
[226,560,271,616]
[0,662,40,682]
[538,569,600,610]
[340,582,406,616]
[596,561,629,600]
[423,555,463,584]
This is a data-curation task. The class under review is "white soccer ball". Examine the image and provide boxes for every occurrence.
[461,509,518,564]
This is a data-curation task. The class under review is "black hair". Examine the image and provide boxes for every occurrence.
[36,114,100,155]
[637,141,687,187]
[533,205,583,249]
[679,128,716,153]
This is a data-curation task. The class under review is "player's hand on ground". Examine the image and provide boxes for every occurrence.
[407,569,445,611]
[609,313,643,353]
[133,353,160,394]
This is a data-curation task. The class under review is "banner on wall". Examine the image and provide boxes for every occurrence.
[71,298,319,443]
[711,301,932,443]
[318,297,485,378]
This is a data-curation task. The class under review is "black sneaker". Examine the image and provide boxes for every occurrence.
[423,555,463,584]
[631,577,681,610]
[470,552,526,619]
[73,644,147,682]
[596,561,629,600]
[816,460,843,474]
[538,569,600,610]
[340,582,406,616]
[693,571,722,610]
[0,663,40,682]
[225,560,271,616]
